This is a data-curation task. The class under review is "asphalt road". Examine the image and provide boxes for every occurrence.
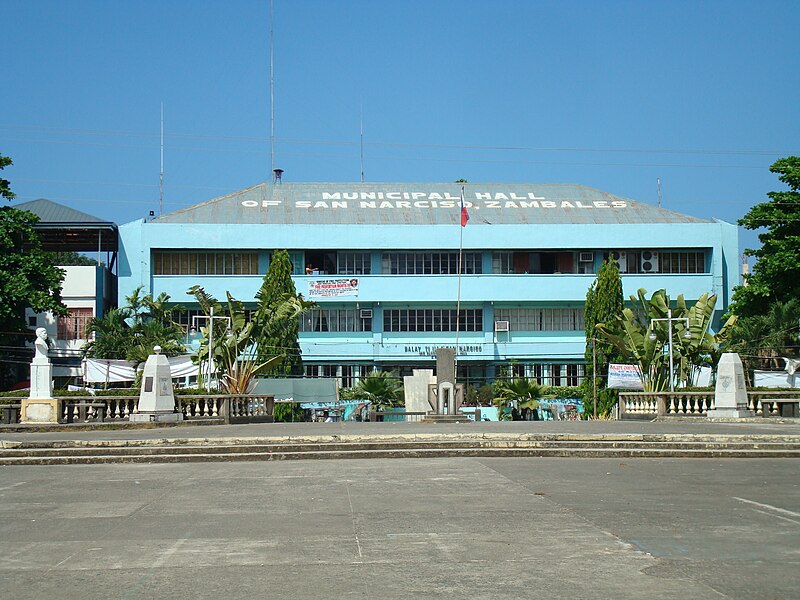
[1,456,798,599]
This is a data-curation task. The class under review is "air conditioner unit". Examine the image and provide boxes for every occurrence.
[494,320,510,332]
[360,309,373,319]
[609,250,627,273]
[640,250,659,273]
[579,252,594,263]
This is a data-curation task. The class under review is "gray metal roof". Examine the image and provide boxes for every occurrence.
[153,183,714,226]
[14,198,109,224]
[13,198,118,252]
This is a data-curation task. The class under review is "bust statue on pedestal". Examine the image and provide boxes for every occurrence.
[21,327,60,423]
[30,328,53,398]
[33,327,50,363]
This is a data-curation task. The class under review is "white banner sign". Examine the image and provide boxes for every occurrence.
[83,355,199,383]
[308,278,359,298]
[607,364,644,390]
[754,370,798,388]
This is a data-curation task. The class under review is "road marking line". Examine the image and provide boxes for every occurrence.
[0,481,27,492]
[152,538,188,569]
[733,496,800,519]
[345,484,363,558]
[751,508,800,526]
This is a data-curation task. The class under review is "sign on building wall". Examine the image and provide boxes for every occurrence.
[308,278,360,298]
[607,364,645,390]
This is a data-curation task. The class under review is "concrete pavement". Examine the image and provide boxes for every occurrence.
[0,456,798,599]
[2,417,800,443]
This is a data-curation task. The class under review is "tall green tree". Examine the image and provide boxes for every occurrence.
[732,156,800,317]
[581,259,624,416]
[727,299,800,377]
[0,155,67,388]
[255,250,305,376]
[1,154,15,201]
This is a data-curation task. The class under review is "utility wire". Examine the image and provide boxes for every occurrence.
[1,123,794,156]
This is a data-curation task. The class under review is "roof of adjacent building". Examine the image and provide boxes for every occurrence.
[153,182,715,226]
[14,198,111,224]
[13,198,118,251]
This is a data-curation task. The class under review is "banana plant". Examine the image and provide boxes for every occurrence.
[595,289,736,391]
[187,285,314,393]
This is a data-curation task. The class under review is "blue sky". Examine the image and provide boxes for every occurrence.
[4,0,799,256]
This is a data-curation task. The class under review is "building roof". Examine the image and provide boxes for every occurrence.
[153,182,714,226]
[14,198,118,251]
[14,198,110,224]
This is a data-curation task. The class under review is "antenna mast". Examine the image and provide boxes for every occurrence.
[269,0,275,176]
[657,177,661,208]
[360,103,364,183]
[159,102,164,215]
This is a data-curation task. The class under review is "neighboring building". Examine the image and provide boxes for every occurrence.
[17,199,117,379]
[117,183,738,388]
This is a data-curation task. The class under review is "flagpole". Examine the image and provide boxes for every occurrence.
[455,185,465,385]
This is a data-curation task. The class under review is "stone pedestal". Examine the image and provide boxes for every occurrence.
[20,398,61,424]
[708,352,753,419]
[29,361,54,399]
[130,347,183,423]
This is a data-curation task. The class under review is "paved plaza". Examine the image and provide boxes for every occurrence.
[1,450,798,599]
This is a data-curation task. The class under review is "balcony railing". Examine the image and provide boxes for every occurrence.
[618,390,800,418]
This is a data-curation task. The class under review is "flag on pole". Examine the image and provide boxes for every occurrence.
[460,186,469,227]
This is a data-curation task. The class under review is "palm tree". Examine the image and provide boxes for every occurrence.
[355,371,402,410]
[82,307,132,359]
[82,287,186,372]
[728,299,800,380]
[493,378,541,420]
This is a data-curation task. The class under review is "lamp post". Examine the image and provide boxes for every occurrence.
[649,308,692,392]
[191,306,231,390]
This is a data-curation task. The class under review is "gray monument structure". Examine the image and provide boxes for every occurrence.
[130,346,184,423]
[20,328,60,423]
[429,348,464,415]
[404,369,436,414]
[708,352,753,419]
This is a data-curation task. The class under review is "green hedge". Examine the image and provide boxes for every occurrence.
[539,386,582,399]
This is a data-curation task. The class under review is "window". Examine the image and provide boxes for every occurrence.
[565,364,584,387]
[300,308,372,332]
[153,252,259,275]
[660,251,706,274]
[494,308,584,331]
[381,252,482,275]
[337,252,371,275]
[57,308,93,340]
[284,251,305,275]
[497,363,584,386]
[549,364,563,386]
[492,252,514,274]
[383,308,483,332]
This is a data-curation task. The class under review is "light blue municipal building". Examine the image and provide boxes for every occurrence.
[118,182,739,388]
